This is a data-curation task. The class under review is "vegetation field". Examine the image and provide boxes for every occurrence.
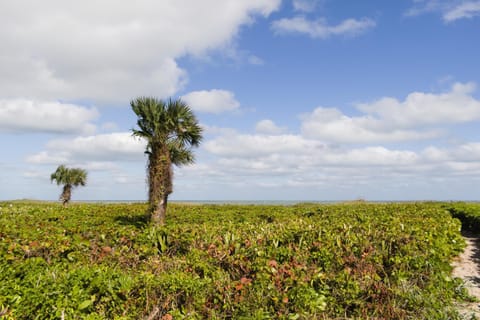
[444,202,480,234]
[0,202,473,319]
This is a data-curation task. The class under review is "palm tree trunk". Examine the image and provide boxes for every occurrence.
[150,198,167,225]
[61,184,72,208]
[148,144,171,225]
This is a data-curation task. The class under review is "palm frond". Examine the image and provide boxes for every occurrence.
[131,97,203,153]
[50,165,87,187]
[169,141,195,166]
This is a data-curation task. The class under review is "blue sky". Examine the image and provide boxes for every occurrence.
[1,0,480,201]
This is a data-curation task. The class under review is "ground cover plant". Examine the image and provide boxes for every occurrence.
[0,202,471,319]
[443,202,480,233]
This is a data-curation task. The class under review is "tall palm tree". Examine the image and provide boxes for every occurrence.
[131,97,202,225]
[50,165,88,207]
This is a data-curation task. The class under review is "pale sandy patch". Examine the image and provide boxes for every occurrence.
[452,235,480,319]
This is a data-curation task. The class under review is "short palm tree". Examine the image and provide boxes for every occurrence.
[131,97,202,225]
[50,165,87,207]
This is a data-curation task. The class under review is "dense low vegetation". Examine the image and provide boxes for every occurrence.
[0,202,472,319]
[443,202,480,233]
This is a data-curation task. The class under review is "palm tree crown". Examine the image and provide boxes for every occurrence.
[131,97,202,224]
[132,97,202,161]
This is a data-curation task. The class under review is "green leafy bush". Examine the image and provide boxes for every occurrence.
[0,202,469,319]
[444,202,480,232]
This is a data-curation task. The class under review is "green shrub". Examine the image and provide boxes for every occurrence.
[0,202,469,319]
[444,202,480,232]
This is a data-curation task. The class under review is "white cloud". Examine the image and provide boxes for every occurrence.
[292,0,320,12]
[20,124,480,201]
[406,0,443,16]
[205,131,419,168]
[201,82,480,187]
[323,147,419,166]
[423,143,480,162]
[255,119,287,134]
[204,133,324,158]
[0,99,98,134]
[181,89,240,114]
[80,162,120,172]
[407,0,480,22]
[444,1,480,21]
[0,1,281,103]
[115,176,129,184]
[193,121,480,200]
[357,82,480,126]
[26,132,146,164]
[301,107,439,143]
[201,124,239,137]
[47,133,146,161]
[271,16,376,39]
[23,170,46,179]
[181,82,480,199]
[301,82,480,143]
[101,122,120,132]
[26,151,70,165]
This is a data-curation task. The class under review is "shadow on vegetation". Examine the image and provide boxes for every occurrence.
[114,215,148,229]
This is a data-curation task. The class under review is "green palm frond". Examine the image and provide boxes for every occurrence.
[130,97,203,168]
[50,165,87,187]
[169,141,195,166]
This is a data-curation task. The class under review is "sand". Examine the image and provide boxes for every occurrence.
[452,234,480,319]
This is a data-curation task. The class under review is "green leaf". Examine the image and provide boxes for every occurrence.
[78,299,92,310]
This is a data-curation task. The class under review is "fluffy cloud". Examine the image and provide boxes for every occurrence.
[255,119,286,134]
[301,107,439,143]
[181,89,240,114]
[200,81,480,188]
[444,1,480,21]
[0,99,98,134]
[357,83,480,126]
[205,132,418,167]
[26,132,146,164]
[0,1,281,103]
[193,122,480,200]
[192,80,480,199]
[301,82,480,143]
[423,143,480,162]
[323,147,419,166]
[271,16,376,38]
[407,0,480,22]
[26,151,70,165]
[204,133,323,158]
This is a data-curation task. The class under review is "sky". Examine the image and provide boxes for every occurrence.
[1,0,480,201]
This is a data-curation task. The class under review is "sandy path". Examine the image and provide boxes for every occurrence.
[452,234,480,318]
